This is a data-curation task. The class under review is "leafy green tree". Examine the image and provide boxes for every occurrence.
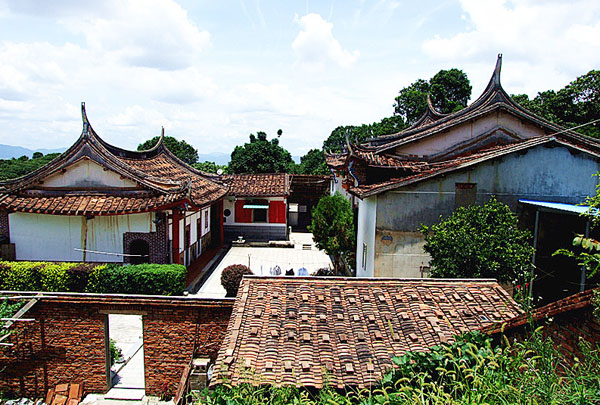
[323,115,406,153]
[309,192,355,276]
[137,136,199,165]
[193,161,229,174]
[420,197,534,283]
[393,78,430,125]
[0,153,60,180]
[513,70,600,138]
[429,69,472,114]
[229,131,294,174]
[295,149,328,175]
[394,69,472,125]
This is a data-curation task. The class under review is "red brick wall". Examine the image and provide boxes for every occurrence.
[0,294,233,399]
[487,300,600,365]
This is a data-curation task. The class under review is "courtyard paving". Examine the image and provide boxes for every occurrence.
[193,232,332,298]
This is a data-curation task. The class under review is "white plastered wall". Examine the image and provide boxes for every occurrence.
[355,196,377,277]
[10,212,154,262]
[41,159,138,188]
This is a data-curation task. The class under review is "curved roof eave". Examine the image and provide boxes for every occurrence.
[370,54,576,153]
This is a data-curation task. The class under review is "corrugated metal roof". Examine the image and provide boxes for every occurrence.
[519,199,596,215]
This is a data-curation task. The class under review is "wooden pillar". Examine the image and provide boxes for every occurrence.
[172,208,181,264]
[219,200,224,246]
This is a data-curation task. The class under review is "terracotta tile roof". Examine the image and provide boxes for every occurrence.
[0,192,185,215]
[119,153,227,207]
[213,277,522,389]
[325,153,347,169]
[349,135,600,198]
[350,144,424,170]
[222,174,290,197]
[481,288,596,336]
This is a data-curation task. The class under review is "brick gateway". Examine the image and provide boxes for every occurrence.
[0,292,234,398]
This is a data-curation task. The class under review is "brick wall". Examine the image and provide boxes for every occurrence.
[0,210,9,242]
[0,294,233,398]
[484,289,600,365]
[123,212,169,264]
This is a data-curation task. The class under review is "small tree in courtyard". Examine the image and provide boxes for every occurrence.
[309,192,355,276]
[221,264,253,297]
[420,197,534,283]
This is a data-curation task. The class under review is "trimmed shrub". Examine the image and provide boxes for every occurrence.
[0,261,42,291]
[39,262,72,292]
[221,264,253,297]
[0,261,186,296]
[86,263,186,296]
[65,263,97,292]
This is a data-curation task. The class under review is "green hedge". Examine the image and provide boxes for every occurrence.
[0,261,186,296]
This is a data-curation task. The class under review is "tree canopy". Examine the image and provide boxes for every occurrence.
[323,115,406,153]
[394,68,472,125]
[193,161,229,175]
[229,131,294,174]
[420,197,534,283]
[513,69,600,138]
[295,149,329,175]
[0,153,60,181]
[137,135,199,165]
[309,192,355,276]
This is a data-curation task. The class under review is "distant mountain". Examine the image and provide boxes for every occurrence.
[0,144,66,159]
[197,152,230,166]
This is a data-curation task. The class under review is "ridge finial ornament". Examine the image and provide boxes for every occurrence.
[493,53,503,86]
[81,102,89,135]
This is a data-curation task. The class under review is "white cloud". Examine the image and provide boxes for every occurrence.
[59,0,211,71]
[422,0,600,96]
[292,13,360,72]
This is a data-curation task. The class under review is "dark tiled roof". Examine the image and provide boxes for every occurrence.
[0,104,226,214]
[482,288,596,335]
[222,174,290,197]
[368,55,573,153]
[213,277,522,389]
[349,135,600,198]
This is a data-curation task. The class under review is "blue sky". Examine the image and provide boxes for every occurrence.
[0,0,599,156]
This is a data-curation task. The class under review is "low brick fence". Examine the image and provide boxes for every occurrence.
[483,289,600,364]
[0,292,233,398]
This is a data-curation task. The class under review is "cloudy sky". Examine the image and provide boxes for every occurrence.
[0,0,599,157]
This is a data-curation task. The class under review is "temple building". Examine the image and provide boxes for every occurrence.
[326,55,600,301]
[0,103,227,266]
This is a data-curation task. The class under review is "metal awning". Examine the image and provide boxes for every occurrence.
[519,199,597,216]
[243,204,269,209]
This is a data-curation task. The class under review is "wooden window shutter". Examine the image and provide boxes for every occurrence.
[268,201,286,224]
[235,200,252,223]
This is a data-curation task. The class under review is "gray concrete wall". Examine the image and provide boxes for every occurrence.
[224,224,287,242]
[372,144,600,278]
